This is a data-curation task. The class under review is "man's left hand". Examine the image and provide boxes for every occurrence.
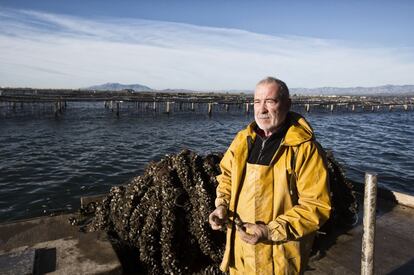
[236,222,269,244]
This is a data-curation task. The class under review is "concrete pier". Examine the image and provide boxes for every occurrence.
[0,214,122,274]
[307,183,414,274]
[1,181,414,274]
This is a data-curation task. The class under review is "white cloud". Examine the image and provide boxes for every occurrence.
[1,8,414,90]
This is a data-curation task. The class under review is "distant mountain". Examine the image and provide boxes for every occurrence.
[85,82,152,92]
[83,83,414,96]
[187,85,414,96]
[291,85,414,96]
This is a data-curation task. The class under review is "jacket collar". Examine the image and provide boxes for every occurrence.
[246,111,314,147]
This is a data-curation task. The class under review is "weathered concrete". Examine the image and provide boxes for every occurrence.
[306,194,414,274]
[0,214,122,274]
[2,185,414,274]
[0,249,35,275]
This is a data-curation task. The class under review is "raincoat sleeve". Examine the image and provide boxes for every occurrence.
[267,141,331,242]
[215,133,241,208]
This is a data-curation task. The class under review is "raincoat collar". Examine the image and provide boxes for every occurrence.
[246,111,314,147]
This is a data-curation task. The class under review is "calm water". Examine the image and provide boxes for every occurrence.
[0,102,413,222]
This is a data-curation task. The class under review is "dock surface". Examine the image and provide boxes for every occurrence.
[307,194,414,274]
[1,192,413,274]
[0,214,122,274]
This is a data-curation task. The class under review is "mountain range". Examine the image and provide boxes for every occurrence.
[291,85,414,96]
[84,83,414,96]
[85,82,152,92]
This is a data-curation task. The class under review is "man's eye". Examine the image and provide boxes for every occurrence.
[265,99,277,105]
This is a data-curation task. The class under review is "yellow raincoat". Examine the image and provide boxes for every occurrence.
[215,112,331,274]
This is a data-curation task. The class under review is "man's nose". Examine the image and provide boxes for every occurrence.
[256,101,268,113]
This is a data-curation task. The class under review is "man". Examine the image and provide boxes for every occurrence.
[209,77,331,274]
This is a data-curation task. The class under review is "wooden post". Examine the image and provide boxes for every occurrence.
[403,104,408,111]
[352,104,355,112]
[225,104,229,112]
[166,101,171,114]
[330,104,334,112]
[116,101,120,117]
[389,105,393,111]
[361,172,377,275]
[54,101,59,117]
[153,101,157,112]
[208,102,212,117]
[305,104,310,112]
[245,102,250,114]
[191,102,195,112]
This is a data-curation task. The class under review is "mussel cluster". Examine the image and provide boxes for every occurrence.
[75,150,225,274]
[71,149,357,274]
[325,151,359,228]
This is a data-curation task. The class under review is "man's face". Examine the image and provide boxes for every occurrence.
[254,83,290,135]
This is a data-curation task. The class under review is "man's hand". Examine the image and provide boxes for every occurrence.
[236,222,269,244]
[208,205,228,230]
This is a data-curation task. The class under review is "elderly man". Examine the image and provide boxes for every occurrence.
[209,77,331,274]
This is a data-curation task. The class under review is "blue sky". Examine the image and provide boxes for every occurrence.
[1,0,414,90]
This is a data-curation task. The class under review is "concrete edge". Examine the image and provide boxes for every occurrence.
[390,190,414,208]
[351,180,414,209]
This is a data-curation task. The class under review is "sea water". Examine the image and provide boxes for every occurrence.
[0,102,413,222]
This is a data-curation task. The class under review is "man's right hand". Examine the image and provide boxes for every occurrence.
[208,205,228,230]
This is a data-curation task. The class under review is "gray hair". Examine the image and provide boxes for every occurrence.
[256,76,290,101]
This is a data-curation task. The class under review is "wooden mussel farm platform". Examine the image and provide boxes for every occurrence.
[1,87,413,118]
